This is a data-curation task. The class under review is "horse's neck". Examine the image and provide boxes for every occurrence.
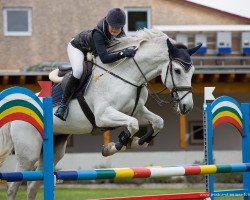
[123,40,168,85]
[95,35,169,86]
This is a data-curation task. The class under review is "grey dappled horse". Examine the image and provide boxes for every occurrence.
[0,29,201,200]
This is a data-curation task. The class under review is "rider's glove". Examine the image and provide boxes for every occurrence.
[119,48,136,58]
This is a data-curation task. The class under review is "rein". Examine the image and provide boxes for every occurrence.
[92,57,127,81]
[131,58,171,106]
[88,55,192,109]
[132,57,192,106]
[87,60,142,88]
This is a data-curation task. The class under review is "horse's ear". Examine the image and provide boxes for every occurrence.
[187,43,202,56]
[166,39,179,55]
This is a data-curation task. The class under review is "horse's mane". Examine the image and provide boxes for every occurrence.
[107,28,169,52]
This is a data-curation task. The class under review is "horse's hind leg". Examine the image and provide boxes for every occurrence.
[7,173,23,200]
[7,121,42,200]
[129,106,164,149]
[7,162,35,200]
[27,135,70,200]
[7,148,40,200]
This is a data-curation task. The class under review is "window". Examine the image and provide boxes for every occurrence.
[189,121,204,145]
[3,8,32,36]
[125,8,151,33]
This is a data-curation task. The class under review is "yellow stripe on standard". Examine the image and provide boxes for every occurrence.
[213,111,242,126]
[114,168,134,179]
[0,106,43,128]
[200,165,217,175]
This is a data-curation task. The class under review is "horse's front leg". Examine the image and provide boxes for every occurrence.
[96,106,139,157]
[129,106,164,149]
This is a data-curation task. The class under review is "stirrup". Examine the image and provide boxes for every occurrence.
[54,104,69,121]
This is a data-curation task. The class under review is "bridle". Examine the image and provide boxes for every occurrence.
[129,56,193,106]
[162,57,193,105]
[88,55,193,108]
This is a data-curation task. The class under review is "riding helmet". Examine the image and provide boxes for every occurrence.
[106,8,126,28]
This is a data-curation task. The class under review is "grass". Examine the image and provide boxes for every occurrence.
[0,187,245,200]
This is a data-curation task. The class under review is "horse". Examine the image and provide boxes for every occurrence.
[0,28,201,199]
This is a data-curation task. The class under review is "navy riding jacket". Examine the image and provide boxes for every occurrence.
[71,18,125,64]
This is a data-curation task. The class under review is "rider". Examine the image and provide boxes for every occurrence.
[55,8,137,121]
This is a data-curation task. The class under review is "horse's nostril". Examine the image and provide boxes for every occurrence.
[181,104,189,114]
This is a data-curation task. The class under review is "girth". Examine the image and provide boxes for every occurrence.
[77,92,97,129]
[77,85,144,132]
[131,85,144,116]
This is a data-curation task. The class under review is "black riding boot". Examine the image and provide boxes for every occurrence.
[54,75,79,121]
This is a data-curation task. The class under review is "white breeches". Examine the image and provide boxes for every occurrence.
[67,42,85,79]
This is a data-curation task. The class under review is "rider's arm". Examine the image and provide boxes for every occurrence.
[93,31,123,64]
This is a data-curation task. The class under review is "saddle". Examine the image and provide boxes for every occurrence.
[52,61,101,133]
[58,61,92,96]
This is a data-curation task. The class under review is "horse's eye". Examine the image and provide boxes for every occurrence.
[174,69,181,75]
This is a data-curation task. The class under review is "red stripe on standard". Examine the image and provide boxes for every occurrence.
[131,167,151,178]
[213,116,242,135]
[0,113,44,138]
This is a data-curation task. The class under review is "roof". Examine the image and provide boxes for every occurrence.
[186,0,250,19]
[153,25,250,32]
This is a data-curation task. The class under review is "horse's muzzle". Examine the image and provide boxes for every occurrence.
[179,102,193,115]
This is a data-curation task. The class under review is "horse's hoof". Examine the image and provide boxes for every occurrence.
[102,142,117,157]
[130,136,140,148]
[131,137,148,149]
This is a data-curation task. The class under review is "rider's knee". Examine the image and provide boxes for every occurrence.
[72,67,83,79]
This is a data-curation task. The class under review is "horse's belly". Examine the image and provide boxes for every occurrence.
[53,102,93,135]
[53,122,92,135]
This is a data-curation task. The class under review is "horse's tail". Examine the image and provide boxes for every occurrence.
[0,123,13,167]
